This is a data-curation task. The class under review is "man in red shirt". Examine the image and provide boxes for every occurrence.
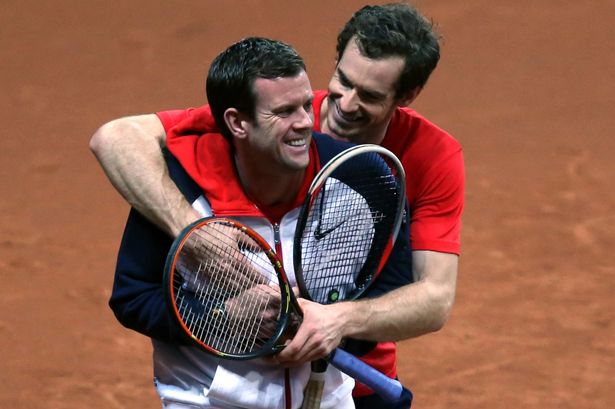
[91,4,464,408]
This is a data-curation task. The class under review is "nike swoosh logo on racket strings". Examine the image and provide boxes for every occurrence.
[314,219,347,240]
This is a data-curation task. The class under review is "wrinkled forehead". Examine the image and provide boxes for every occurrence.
[336,40,404,97]
[252,70,313,110]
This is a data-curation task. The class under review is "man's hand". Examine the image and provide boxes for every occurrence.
[275,299,349,366]
[225,283,283,340]
[177,221,271,293]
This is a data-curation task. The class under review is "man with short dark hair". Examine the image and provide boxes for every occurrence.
[110,36,371,409]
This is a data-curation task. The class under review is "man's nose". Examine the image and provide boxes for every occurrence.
[294,106,314,129]
[338,89,359,114]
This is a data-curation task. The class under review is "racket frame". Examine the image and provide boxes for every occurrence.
[163,217,295,360]
[293,144,406,302]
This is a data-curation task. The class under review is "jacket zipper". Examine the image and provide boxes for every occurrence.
[273,222,293,409]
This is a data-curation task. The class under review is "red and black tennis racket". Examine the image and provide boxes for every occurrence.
[163,216,402,405]
[294,144,406,408]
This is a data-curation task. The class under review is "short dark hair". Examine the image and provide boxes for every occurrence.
[206,37,306,139]
[336,2,440,98]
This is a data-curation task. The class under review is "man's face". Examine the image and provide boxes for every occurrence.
[324,38,406,144]
[246,70,314,171]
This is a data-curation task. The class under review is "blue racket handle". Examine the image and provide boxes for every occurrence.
[328,347,403,402]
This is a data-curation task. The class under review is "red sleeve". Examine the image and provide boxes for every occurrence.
[410,146,464,255]
[383,109,465,255]
[156,108,194,132]
[155,105,219,133]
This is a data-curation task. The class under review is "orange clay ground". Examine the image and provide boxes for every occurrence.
[1,1,613,408]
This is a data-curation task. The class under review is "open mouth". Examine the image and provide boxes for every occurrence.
[285,137,307,147]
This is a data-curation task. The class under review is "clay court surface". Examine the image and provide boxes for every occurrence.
[1,1,613,408]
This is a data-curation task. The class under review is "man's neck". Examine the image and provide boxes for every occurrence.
[234,154,304,207]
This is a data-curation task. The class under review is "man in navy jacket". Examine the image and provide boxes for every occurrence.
[109,37,412,409]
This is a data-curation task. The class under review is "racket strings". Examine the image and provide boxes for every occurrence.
[299,152,403,304]
[172,221,285,355]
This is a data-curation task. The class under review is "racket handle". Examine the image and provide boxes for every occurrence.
[300,370,325,409]
[328,348,403,402]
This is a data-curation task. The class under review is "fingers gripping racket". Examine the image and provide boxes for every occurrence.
[163,216,401,403]
[164,218,288,358]
[294,144,406,407]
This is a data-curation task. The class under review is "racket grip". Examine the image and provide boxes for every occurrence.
[329,348,403,402]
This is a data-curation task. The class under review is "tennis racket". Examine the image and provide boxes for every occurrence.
[163,216,402,404]
[294,144,406,408]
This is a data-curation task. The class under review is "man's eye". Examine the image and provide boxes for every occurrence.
[360,93,380,103]
[336,72,351,88]
[276,109,293,117]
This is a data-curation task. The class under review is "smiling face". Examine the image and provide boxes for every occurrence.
[244,70,314,171]
[322,38,407,145]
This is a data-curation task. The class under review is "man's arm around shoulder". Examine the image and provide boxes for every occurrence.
[341,250,457,341]
[89,114,199,236]
[276,250,458,364]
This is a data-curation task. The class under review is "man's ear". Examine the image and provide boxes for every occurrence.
[397,86,423,107]
[223,108,249,139]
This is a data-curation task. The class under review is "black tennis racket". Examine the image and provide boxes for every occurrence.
[294,144,406,408]
[163,216,402,406]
